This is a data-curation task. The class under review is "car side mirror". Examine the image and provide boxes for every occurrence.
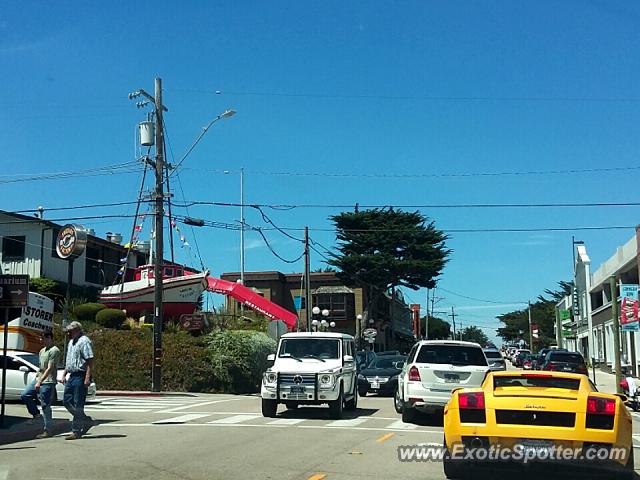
[343,355,354,363]
[19,366,30,373]
[267,354,275,361]
[394,361,404,369]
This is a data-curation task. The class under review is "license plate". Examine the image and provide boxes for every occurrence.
[290,386,305,394]
[517,439,553,457]
[563,367,572,371]
[371,382,380,389]
[444,374,460,383]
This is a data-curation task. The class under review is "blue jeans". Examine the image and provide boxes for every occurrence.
[63,373,90,435]
[39,383,55,433]
[20,379,40,418]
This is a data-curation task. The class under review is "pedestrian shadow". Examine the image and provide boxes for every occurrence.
[412,411,444,427]
[81,434,127,440]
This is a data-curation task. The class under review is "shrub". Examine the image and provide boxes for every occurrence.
[95,308,127,329]
[206,330,276,393]
[74,303,107,322]
[88,329,217,392]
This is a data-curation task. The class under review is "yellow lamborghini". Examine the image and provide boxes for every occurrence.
[443,371,633,479]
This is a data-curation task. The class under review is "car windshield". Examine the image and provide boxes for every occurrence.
[278,338,340,359]
[494,376,581,390]
[416,345,487,366]
[368,356,405,369]
[484,351,502,359]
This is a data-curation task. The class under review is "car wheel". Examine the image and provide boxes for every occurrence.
[285,402,298,410]
[624,444,635,479]
[261,398,277,418]
[329,384,344,420]
[442,436,467,479]
[402,404,417,423]
[345,387,358,410]
[394,389,403,414]
[358,388,368,397]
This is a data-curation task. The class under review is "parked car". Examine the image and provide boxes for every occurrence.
[522,354,537,370]
[483,348,506,371]
[395,340,489,423]
[540,350,588,374]
[357,355,405,397]
[261,332,358,419]
[0,350,97,402]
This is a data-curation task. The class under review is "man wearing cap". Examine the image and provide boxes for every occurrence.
[61,321,95,440]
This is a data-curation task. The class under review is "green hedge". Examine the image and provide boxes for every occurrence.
[86,329,276,393]
[95,308,127,329]
[74,303,107,322]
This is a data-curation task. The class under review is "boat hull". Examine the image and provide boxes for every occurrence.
[99,274,207,320]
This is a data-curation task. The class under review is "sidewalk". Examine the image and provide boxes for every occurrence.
[593,367,619,394]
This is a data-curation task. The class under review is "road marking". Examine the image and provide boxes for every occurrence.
[159,398,241,413]
[386,420,418,430]
[208,414,261,424]
[53,407,151,413]
[307,474,327,480]
[326,418,368,427]
[268,418,306,425]
[153,414,211,424]
[98,423,443,434]
[376,432,395,443]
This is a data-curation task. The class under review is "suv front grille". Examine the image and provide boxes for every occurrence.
[495,410,575,427]
[279,373,316,386]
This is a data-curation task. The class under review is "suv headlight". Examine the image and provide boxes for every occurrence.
[263,372,277,386]
[319,373,335,389]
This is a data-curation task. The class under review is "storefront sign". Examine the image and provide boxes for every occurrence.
[620,284,639,325]
[56,224,88,260]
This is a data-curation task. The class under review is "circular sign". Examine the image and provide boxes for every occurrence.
[362,327,377,338]
[56,224,88,260]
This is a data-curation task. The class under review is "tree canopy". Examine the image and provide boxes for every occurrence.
[422,316,451,340]
[460,326,489,346]
[329,208,450,291]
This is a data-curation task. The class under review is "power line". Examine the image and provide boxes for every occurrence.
[437,287,527,305]
[170,87,640,103]
[0,161,142,185]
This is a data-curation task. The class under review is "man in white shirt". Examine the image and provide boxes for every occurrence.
[61,321,95,440]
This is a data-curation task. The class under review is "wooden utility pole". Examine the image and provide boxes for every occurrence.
[304,226,311,332]
[528,301,534,353]
[611,275,622,394]
[450,306,456,340]
[152,78,165,392]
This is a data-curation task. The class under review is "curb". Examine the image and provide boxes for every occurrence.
[96,391,197,397]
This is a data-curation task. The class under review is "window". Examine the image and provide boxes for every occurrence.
[85,246,102,285]
[312,292,354,321]
[294,296,306,310]
[278,338,340,359]
[416,344,487,366]
[0,356,24,371]
[2,236,25,261]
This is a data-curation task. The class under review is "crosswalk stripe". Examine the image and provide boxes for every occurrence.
[159,399,240,413]
[268,418,306,425]
[326,418,368,427]
[386,420,418,430]
[208,414,261,424]
[153,414,211,424]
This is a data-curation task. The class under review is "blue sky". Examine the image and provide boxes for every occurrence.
[2,1,640,344]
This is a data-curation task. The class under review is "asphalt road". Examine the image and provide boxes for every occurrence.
[1,390,640,480]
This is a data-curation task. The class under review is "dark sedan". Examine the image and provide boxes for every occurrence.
[357,355,405,396]
[540,350,588,374]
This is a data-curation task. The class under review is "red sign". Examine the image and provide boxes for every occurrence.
[410,304,421,312]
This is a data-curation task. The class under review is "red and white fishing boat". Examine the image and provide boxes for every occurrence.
[99,264,209,319]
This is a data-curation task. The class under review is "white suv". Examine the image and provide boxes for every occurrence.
[395,340,489,422]
[261,332,358,419]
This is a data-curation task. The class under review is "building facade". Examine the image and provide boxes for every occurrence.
[220,270,415,351]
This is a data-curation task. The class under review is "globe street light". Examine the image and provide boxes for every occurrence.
[329,321,336,328]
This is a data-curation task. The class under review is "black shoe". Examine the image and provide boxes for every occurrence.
[81,417,95,435]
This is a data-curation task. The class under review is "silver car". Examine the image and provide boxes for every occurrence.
[483,348,506,371]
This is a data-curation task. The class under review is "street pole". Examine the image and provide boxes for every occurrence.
[304,226,311,332]
[152,77,165,392]
[240,167,245,320]
[611,275,622,394]
[1,309,8,427]
[425,288,430,340]
[450,306,456,340]
[62,259,74,361]
[528,301,534,353]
